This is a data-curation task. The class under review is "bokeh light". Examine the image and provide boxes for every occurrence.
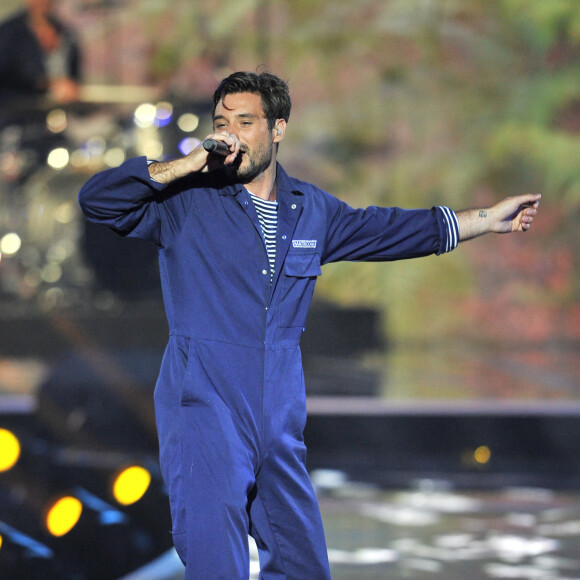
[178,137,201,156]
[112,466,151,506]
[46,109,68,133]
[0,429,21,472]
[134,103,157,128]
[177,113,199,133]
[47,148,70,170]
[155,101,173,127]
[474,445,492,465]
[46,496,83,537]
[0,233,22,256]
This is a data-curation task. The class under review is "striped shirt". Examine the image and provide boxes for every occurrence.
[438,206,460,253]
[248,192,278,279]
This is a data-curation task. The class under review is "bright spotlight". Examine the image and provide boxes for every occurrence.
[0,428,21,472]
[47,148,70,169]
[46,109,68,133]
[0,233,22,256]
[45,496,83,537]
[112,466,151,506]
[177,113,199,133]
[474,445,492,465]
[134,103,157,128]
[103,147,126,168]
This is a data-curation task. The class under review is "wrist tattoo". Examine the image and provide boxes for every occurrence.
[478,210,487,218]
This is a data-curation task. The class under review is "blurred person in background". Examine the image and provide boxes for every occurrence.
[78,71,541,580]
[0,0,81,105]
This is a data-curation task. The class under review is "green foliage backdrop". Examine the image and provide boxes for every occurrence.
[112,0,579,345]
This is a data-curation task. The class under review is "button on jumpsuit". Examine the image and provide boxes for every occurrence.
[78,157,458,579]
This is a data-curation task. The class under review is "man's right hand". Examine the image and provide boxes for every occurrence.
[148,133,240,184]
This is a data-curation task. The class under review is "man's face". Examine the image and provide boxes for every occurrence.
[213,92,276,183]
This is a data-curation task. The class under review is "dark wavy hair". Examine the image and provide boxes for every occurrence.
[212,71,291,130]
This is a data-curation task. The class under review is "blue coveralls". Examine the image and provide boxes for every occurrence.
[78,157,459,579]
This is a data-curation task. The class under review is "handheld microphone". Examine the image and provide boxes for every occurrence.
[202,139,230,156]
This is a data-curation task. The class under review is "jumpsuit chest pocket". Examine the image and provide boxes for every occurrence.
[279,252,321,329]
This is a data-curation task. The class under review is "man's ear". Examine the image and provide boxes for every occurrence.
[273,119,287,142]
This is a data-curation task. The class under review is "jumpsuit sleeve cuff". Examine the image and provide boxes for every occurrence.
[434,206,460,255]
[147,159,163,185]
[145,158,174,192]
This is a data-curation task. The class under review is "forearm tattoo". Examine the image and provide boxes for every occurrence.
[478,210,487,218]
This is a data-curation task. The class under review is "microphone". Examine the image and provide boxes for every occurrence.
[202,139,230,156]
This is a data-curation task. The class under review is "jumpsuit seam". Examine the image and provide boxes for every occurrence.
[255,488,291,580]
[168,333,270,350]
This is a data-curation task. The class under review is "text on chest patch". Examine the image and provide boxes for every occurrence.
[292,240,317,249]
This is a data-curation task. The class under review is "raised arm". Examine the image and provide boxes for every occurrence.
[148,133,240,184]
[457,193,541,242]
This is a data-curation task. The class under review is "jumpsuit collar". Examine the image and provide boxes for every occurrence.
[216,164,308,301]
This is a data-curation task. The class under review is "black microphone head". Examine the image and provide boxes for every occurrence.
[202,139,229,156]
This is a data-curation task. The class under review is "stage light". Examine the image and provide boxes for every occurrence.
[112,466,151,506]
[41,263,62,284]
[178,137,201,155]
[155,102,173,127]
[45,496,83,537]
[0,233,22,256]
[141,139,163,160]
[134,103,157,128]
[104,147,126,168]
[70,148,90,168]
[474,445,492,465]
[0,428,21,472]
[47,148,70,170]
[46,109,68,133]
[177,113,199,132]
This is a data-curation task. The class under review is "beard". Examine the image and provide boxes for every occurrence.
[225,139,274,184]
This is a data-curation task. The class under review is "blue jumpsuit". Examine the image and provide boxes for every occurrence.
[78,157,459,579]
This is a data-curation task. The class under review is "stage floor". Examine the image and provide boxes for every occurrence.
[146,477,580,580]
[318,479,580,580]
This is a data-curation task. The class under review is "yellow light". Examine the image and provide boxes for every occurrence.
[134,103,157,128]
[70,149,90,168]
[41,263,62,283]
[142,139,163,160]
[113,466,151,506]
[0,533,3,550]
[46,109,68,133]
[177,113,199,133]
[0,233,21,256]
[54,202,76,225]
[103,147,126,168]
[0,428,21,472]
[46,496,83,537]
[47,148,70,169]
[474,445,492,465]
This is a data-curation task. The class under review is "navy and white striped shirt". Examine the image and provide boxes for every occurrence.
[249,192,278,279]
[438,206,460,253]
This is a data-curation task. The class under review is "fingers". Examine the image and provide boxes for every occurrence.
[207,132,241,162]
[518,195,541,231]
[520,192,542,204]
[195,132,241,173]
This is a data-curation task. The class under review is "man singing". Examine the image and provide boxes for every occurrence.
[78,71,540,580]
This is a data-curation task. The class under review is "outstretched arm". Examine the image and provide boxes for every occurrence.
[457,193,541,242]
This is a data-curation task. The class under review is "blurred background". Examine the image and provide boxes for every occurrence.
[0,0,578,578]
